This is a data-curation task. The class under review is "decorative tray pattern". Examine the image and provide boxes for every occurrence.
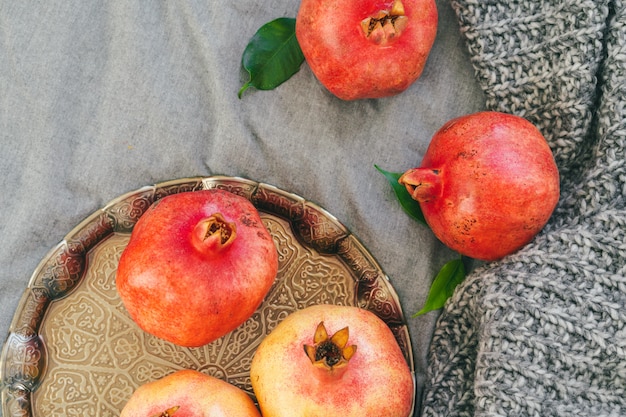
[0,176,414,417]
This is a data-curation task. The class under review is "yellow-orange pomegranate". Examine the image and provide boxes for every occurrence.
[250,304,414,417]
[119,369,261,417]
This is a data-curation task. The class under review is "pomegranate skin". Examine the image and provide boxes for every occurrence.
[399,111,560,261]
[119,369,261,417]
[116,189,278,347]
[250,304,414,417]
[295,0,438,100]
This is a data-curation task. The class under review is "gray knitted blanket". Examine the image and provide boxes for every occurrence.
[422,0,626,416]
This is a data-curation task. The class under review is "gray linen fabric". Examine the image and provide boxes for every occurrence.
[422,0,626,416]
[0,1,484,416]
[4,0,623,416]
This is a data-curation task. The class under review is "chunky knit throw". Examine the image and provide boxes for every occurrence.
[422,0,626,416]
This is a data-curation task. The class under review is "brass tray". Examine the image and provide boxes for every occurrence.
[0,176,414,416]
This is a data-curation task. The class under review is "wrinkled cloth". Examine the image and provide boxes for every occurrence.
[3,0,624,416]
[0,1,484,416]
[422,0,626,416]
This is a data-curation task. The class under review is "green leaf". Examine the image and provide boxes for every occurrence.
[375,166,470,317]
[375,165,427,225]
[238,17,305,98]
[413,257,466,317]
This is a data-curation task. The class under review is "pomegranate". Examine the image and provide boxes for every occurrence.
[399,111,560,261]
[116,189,278,347]
[250,304,414,417]
[119,369,261,417]
[295,0,438,100]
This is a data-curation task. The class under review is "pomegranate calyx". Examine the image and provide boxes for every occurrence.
[303,322,357,371]
[398,168,443,202]
[150,405,180,417]
[191,213,237,255]
[360,0,407,45]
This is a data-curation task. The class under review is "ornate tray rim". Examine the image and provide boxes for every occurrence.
[0,175,415,416]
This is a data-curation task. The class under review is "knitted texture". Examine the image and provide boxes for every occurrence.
[422,0,626,416]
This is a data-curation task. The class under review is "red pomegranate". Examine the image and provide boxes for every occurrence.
[250,304,414,417]
[119,369,261,417]
[116,189,278,347]
[399,111,560,261]
[296,0,438,100]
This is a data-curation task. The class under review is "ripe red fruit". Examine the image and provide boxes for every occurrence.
[250,304,414,417]
[295,0,438,100]
[119,369,261,417]
[399,111,560,261]
[116,189,278,347]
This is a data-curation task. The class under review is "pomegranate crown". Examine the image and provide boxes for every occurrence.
[303,321,357,370]
[360,0,408,46]
[191,212,237,255]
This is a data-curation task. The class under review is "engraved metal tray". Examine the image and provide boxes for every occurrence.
[0,176,414,417]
